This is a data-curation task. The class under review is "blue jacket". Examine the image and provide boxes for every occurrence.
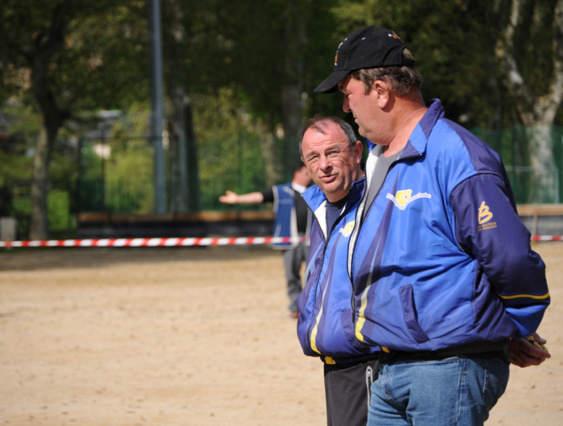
[272,182,309,249]
[297,177,380,364]
[352,99,550,352]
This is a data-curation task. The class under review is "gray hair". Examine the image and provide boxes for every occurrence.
[298,116,358,154]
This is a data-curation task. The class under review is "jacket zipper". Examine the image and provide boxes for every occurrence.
[306,206,346,352]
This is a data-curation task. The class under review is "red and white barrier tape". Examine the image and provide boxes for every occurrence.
[0,236,309,249]
[0,235,560,248]
[531,235,563,241]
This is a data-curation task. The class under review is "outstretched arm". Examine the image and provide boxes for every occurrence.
[219,190,264,204]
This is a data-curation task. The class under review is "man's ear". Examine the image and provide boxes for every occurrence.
[354,140,363,163]
[372,80,391,108]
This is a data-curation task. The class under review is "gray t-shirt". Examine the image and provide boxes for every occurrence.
[363,148,403,220]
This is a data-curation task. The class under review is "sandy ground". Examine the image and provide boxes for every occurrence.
[0,243,561,426]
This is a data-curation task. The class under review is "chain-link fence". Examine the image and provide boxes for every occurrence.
[3,124,562,239]
[473,125,563,204]
[77,136,154,214]
[76,125,563,215]
[76,131,297,215]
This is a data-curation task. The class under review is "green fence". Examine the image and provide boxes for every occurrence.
[77,137,155,214]
[76,125,563,215]
[77,132,285,214]
[4,124,562,239]
[473,125,563,203]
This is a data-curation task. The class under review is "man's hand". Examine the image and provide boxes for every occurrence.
[219,190,263,205]
[508,332,551,368]
[219,190,238,204]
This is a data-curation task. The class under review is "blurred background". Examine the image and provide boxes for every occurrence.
[0,0,562,241]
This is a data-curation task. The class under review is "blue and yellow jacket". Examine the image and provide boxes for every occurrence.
[352,99,550,352]
[297,177,380,364]
[272,182,309,249]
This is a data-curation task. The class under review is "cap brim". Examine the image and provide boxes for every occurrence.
[313,70,350,93]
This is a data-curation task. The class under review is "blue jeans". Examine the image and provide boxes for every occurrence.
[367,356,509,426]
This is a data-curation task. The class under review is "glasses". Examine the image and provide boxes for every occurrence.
[303,146,350,167]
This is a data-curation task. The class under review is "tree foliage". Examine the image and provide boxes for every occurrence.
[1,0,562,238]
[0,0,149,238]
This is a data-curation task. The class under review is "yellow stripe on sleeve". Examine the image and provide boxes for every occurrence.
[498,292,550,300]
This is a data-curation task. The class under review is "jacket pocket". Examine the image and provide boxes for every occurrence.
[400,284,430,343]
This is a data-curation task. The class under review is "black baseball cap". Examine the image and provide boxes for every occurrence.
[314,25,415,93]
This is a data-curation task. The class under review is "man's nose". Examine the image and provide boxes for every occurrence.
[319,154,332,170]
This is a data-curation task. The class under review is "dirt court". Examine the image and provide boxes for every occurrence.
[0,242,561,425]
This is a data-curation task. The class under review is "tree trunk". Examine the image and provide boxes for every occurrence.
[259,130,281,188]
[495,0,563,202]
[526,126,558,202]
[29,126,50,240]
[184,101,200,212]
[280,0,307,166]
[162,0,200,213]
[255,0,307,187]
[28,2,72,239]
[29,111,65,240]
[167,86,200,213]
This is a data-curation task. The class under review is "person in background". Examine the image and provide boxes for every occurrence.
[297,115,380,426]
[313,25,550,425]
[219,161,311,318]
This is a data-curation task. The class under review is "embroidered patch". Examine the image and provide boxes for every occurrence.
[478,201,493,224]
[339,221,355,237]
[386,190,431,210]
[477,201,498,231]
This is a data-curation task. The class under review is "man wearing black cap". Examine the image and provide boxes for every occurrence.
[313,25,550,425]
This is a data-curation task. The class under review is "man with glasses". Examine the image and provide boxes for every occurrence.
[297,115,380,426]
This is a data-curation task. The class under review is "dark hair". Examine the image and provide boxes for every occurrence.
[292,160,305,173]
[298,116,358,154]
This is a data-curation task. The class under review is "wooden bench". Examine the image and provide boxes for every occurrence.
[77,211,276,239]
[517,204,563,236]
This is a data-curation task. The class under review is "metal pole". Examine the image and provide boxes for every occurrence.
[149,0,166,213]
[100,123,106,212]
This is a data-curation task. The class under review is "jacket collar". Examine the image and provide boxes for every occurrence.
[303,176,366,213]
